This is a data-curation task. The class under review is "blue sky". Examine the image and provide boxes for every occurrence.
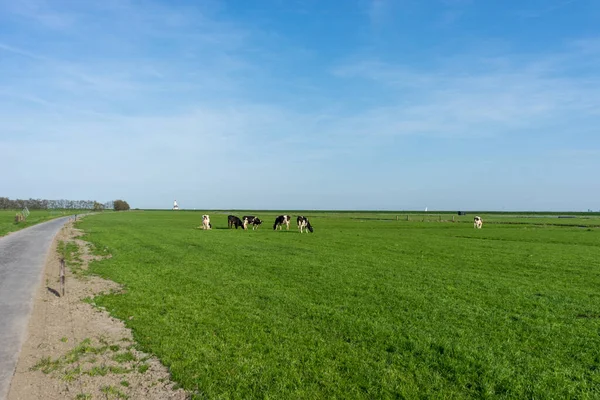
[1,0,599,210]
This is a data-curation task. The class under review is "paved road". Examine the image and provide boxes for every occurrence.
[0,217,69,400]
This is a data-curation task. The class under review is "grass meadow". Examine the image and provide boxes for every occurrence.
[0,209,79,237]
[76,211,600,399]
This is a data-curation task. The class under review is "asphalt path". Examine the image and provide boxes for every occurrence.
[0,217,70,400]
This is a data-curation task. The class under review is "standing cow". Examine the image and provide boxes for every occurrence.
[243,216,262,230]
[201,215,212,230]
[474,216,483,229]
[297,216,314,233]
[228,215,245,229]
[273,215,291,230]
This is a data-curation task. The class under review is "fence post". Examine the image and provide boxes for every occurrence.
[60,258,66,297]
[406,215,409,221]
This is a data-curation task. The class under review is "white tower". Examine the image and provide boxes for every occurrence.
[173,200,179,210]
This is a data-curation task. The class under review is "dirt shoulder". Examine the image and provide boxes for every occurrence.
[7,221,189,400]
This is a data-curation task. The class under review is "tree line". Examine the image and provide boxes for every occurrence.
[0,197,130,211]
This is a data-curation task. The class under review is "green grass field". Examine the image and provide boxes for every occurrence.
[77,211,600,399]
[0,209,80,237]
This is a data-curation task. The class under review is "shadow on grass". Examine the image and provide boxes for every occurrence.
[196,227,254,230]
[199,227,302,233]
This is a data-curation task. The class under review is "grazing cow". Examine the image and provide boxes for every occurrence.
[202,214,211,230]
[474,216,483,229]
[228,215,245,229]
[243,216,263,230]
[273,215,291,230]
[297,216,314,233]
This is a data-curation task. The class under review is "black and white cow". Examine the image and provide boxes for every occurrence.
[297,215,314,233]
[228,215,245,229]
[474,216,483,229]
[243,216,263,230]
[273,215,291,230]
[201,214,211,230]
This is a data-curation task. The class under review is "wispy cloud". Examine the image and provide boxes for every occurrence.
[0,0,260,116]
[331,40,600,138]
[0,42,45,59]
[1,0,76,29]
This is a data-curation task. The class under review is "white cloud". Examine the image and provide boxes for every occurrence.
[331,40,600,138]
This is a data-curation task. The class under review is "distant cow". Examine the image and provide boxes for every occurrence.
[202,214,211,230]
[273,215,291,230]
[14,213,24,223]
[243,216,262,230]
[228,215,245,229]
[474,216,483,229]
[297,216,314,233]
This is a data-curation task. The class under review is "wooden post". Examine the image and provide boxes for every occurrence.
[396,215,398,221]
[406,215,409,221]
[452,216,455,222]
[59,258,66,297]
